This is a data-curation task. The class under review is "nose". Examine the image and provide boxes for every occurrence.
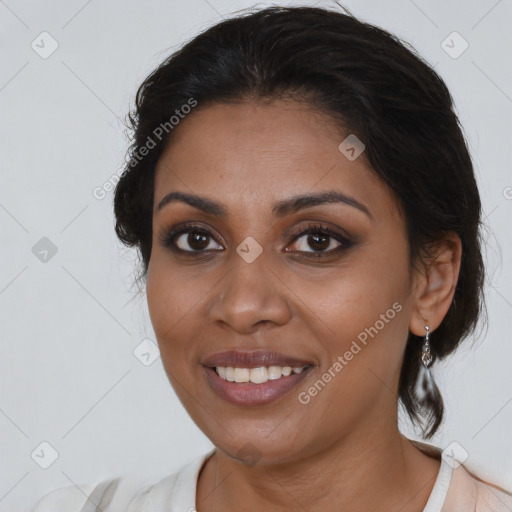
[207,250,292,334]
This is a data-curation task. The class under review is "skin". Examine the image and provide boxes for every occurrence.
[146,99,462,511]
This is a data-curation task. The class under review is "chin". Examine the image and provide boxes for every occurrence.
[204,418,307,466]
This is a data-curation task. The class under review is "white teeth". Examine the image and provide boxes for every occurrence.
[234,368,250,383]
[225,367,235,382]
[215,365,307,383]
[268,366,282,380]
[249,367,268,384]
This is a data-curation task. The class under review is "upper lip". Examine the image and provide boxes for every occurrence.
[202,350,313,369]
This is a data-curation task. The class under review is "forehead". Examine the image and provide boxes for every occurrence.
[153,100,396,220]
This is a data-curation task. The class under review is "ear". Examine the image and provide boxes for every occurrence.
[409,232,462,336]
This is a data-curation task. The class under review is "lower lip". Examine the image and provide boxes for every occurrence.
[203,366,312,406]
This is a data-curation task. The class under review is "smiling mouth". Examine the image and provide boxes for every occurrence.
[201,350,314,405]
[203,364,313,406]
[213,365,311,384]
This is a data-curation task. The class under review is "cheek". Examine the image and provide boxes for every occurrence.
[146,258,190,355]
[293,259,406,343]
[290,248,411,397]
[146,253,197,332]
[146,255,218,381]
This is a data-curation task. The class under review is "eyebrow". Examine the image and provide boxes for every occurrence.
[157,190,372,220]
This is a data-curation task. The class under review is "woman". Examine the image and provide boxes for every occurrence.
[32,5,512,511]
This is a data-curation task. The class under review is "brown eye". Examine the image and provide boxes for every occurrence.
[159,225,223,253]
[286,224,353,256]
[294,232,340,252]
[312,234,331,251]
[173,230,223,252]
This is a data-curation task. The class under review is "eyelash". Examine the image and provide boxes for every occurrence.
[158,222,353,258]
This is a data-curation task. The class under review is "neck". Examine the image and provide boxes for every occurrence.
[196,417,440,512]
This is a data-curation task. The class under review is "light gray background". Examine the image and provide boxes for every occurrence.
[1,0,511,510]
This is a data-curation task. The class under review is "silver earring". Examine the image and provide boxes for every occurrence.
[421,325,433,368]
[415,325,436,407]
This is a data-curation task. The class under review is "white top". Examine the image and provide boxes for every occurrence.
[32,441,512,511]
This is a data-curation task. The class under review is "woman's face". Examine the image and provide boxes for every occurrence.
[146,99,418,464]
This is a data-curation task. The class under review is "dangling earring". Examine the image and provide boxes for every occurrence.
[421,325,433,369]
[414,325,436,408]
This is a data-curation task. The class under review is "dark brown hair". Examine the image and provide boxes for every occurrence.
[113,5,486,438]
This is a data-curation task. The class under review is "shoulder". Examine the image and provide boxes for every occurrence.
[469,467,512,510]
[31,450,214,512]
[409,438,512,511]
[31,478,119,512]
[31,473,177,512]
[445,461,512,511]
